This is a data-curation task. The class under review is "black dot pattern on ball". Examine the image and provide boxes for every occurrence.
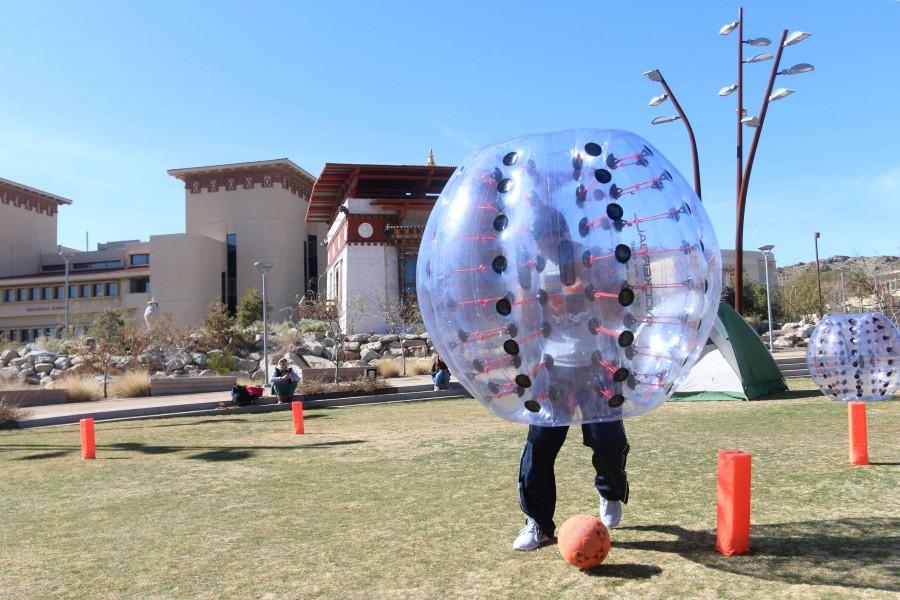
[503,152,518,166]
[493,214,508,232]
[492,256,507,273]
[584,142,602,157]
[594,169,612,184]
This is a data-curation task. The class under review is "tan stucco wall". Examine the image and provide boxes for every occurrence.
[149,233,224,328]
[0,202,57,277]
[185,185,326,318]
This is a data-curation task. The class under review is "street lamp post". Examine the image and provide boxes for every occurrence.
[813,233,824,317]
[58,246,72,339]
[720,8,812,314]
[643,69,702,199]
[254,261,274,386]
[759,244,775,351]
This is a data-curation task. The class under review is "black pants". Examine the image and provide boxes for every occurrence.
[518,421,629,536]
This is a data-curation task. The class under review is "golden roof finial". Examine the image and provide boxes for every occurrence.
[427,148,436,167]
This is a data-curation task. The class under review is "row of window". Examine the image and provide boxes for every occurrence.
[0,279,153,304]
[40,254,150,273]
[0,326,91,343]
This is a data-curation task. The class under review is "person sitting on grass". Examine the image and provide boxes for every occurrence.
[431,353,451,391]
[272,357,299,404]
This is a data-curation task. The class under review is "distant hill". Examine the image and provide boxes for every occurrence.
[777,255,900,280]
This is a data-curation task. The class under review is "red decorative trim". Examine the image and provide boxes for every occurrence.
[346,214,396,244]
[326,221,349,268]
[0,182,60,217]
[184,167,311,201]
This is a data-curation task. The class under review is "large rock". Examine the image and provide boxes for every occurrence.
[54,356,70,370]
[321,337,335,348]
[409,346,429,358]
[796,324,814,339]
[191,352,208,366]
[343,342,361,352]
[34,362,55,374]
[347,334,369,343]
[40,376,54,386]
[0,349,19,365]
[300,340,324,357]
[402,339,426,347]
[361,341,383,353]
[773,337,795,349]
[248,352,262,361]
[165,358,185,372]
[0,367,19,380]
[380,334,400,344]
[341,360,365,368]
[303,355,336,369]
[238,358,257,372]
[49,368,65,380]
[342,351,362,361]
[360,349,380,364]
[8,357,28,369]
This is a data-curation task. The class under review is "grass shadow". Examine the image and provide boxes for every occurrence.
[15,450,75,460]
[188,449,254,462]
[617,518,899,592]
[583,563,662,579]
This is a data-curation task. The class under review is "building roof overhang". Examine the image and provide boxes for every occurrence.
[167,158,316,186]
[0,177,74,206]
[306,163,456,224]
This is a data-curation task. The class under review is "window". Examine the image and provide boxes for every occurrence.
[55,286,65,299]
[94,283,105,297]
[2,289,10,303]
[80,284,91,298]
[72,260,123,271]
[69,285,78,299]
[29,287,40,301]
[401,255,418,298]
[306,235,319,294]
[130,277,150,294]
[226,233,237,315]
[42,287,53,301]
[130,254,149,266]
[106,282,118,297]
[16,288,26,302]
[41,264,65,272]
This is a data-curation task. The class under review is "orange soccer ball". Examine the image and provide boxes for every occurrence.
[558,514,611,569]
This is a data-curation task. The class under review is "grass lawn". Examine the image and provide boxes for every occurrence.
[1,379,898,599]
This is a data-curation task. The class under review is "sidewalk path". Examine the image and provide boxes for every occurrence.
[15,374,464,428]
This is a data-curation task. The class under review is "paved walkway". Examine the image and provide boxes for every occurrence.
[16,374,451,428]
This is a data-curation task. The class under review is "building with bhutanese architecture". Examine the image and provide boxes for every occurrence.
[0,160,327,341]
[1,152,777,341]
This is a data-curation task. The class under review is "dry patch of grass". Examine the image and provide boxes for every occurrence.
[108,370,150,398]
[54,374,102,403]
[376,357,432,377]
[1,380,898,599]
[0,397,27,426]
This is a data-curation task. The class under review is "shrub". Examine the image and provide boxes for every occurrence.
[201,300,237,351]
[375,358,403,378]
[0,397,26,427]
[236,286,271,329]
[57,375,102,403]
[236,374,264,386]
[296,319,328,333]
[409,358,433,376]
[108,370,150,398]
[34,336,66,354]
[206,352,234,375]
[90,309,126,340]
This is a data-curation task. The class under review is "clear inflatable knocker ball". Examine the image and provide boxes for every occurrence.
[806,312,900,402]
[417,128,722,425]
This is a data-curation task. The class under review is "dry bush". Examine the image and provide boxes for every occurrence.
[375,358,403,378]
[56,374,102,403]
[236,374,264,387]
[409,358,433,376]
[108,370,150,398]
[0,397,27,426]
[298,377,384,397]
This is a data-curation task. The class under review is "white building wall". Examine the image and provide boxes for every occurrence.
[327,243,399,334]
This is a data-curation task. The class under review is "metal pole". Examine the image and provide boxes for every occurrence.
[735,7,745,312]
[657,75,702,199]
[63,256,70,340]
[840,271,846,313]
[762,251,774,351]
[262,272,269,386]
[814,232,824,317]
[736,28,789,314]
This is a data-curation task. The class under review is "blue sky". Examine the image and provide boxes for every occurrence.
[1,0,898,266]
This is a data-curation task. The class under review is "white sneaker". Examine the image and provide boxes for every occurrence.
[433,385,440,391]
[512,518,552,551]
[599,497,622,528]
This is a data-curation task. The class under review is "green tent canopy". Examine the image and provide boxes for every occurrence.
[672,302,787,401]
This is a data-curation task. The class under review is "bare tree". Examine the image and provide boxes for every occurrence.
[297,292,346,384]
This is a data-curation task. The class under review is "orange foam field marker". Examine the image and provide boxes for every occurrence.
[292,400,305,435]
[80,418,96,460]
[716,450,751,556]
[848,402,869,465]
